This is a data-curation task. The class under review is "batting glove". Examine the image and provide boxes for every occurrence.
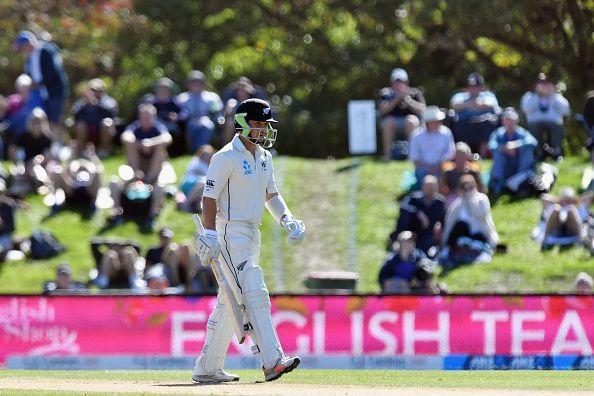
[195,229,221,265]
[281,216,305,245]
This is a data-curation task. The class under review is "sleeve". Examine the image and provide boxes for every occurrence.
[378,254,395,287]
[203,154,232,200]
[553,94,571,116]
[483,91,499,109]
[266,155,279,194]
[412,88,426,104]
[450,92,465,107]
[408,132,421,162]
[520,92,537,115]
[442,130,456,162]
[487,128,502,152]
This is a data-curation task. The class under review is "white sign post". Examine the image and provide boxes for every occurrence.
[348,100,377,155]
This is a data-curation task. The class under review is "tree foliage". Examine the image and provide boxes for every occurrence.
[0,0,592,157]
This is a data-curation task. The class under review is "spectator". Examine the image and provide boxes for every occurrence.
[536,187,592,250]
[378,68,426,162]
[90,237,144,289]
[47,144,103,214]
[177,144,214,212]
[450,73,500,157]
[140,77,184,155]
[409,105,455,184]
[0,179,20,257]
[177,70,223,152]
[221,76,267,145]
[43,263,88,293]
[120,103,171,185]
[378,231,428,293]
[575,272,593,294]
[144,227,194,290]
[12,30,69,139]
[9,108,55,195]
[5,74,35,144]
[521,73,570,161]
[390,174,445,255]
[140,264,185,294]
[71,78,118,158]
[441,175,499,268]
[440,141,484,207]
[487,107,537,199]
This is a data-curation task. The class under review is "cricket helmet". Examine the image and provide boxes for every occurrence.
[234,98,277,148]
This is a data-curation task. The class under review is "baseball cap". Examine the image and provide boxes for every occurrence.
[56,263,72,276]
[155,77,174,89]
[13,30,36,50]
[537,72,550,83]
[467,73,485,87]
[158,227,174,239]
[501,107,519,121]
[88,78,106,91]
[390,68,409,82]
[188,70,207,82]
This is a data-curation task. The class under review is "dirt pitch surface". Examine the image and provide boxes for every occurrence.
[1,378,591,396]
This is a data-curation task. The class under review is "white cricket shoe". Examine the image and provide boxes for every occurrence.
[192,369,240,384]
[263,356,300,382]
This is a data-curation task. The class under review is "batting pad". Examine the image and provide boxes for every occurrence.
[242,267,283,369]
[193,294,234,375]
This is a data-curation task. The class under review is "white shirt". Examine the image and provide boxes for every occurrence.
[203,135,278,224]
[520,92,570,125]
[408,125,455,166]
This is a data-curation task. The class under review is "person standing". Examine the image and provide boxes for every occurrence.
[192,98,305,383]
[12,30,69,139]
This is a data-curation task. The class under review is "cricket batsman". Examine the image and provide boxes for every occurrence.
[192,98,305,383]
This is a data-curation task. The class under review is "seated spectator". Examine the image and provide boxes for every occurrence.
[121,103,171,185]
[450,73,500,157]
[488,107,537,199]
[521,73,570,161]
[140,77,183,155]
[177,70,223,152]
[0,179,20,257]
[47,144,103,214]
[4,74,36,145]
[144,227,194,290]
[221,76,267,145]
[409,105,455,184]
[137,264,184,294]
[440,141,484,207]
[378,231,428,293]
[441,175,499,269]
[390,175,445,255]
[9,107,56,196]
[90,237,144,289]
[177,144,214,212]
[377,68,426,161]
[43,263,88,293]
[535,187,592,250]
[575,272,593,294]
[71,78,118,158]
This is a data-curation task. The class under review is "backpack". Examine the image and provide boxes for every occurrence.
[30,230,66,259]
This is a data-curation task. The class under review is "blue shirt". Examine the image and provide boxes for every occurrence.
[126,120,169,140]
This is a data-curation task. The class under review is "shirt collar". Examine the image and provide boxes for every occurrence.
[232,134,264,155]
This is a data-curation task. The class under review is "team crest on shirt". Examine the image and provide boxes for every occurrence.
[243,161,253,175]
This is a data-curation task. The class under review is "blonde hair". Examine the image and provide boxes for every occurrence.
[27,107,51,135]
[138,103,157,116]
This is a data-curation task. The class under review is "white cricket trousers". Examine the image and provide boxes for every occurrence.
[194,221,284,375]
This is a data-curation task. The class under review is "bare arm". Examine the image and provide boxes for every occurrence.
[202,197,217,231]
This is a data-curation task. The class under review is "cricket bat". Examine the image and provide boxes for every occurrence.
[193,214,246,344]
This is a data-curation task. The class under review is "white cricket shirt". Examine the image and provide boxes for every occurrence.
[203,134,278,224]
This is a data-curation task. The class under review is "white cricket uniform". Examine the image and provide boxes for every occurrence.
[196,134,283,374]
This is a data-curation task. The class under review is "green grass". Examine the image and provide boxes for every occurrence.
[0,154,593,294]
[0,369,593,394]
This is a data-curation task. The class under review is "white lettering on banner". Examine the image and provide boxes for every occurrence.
[551,310,593,355]
[313,312,325,354]
[403,312,450,354]
[273,311,310,354]
[170,312,206,356]
[0,298,78,355]
[511,311,545,354]
[351,311,364,355]
[369,312,398,355]
[471,311,509,355]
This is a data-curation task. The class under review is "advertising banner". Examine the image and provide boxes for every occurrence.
[1,295,593,366]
